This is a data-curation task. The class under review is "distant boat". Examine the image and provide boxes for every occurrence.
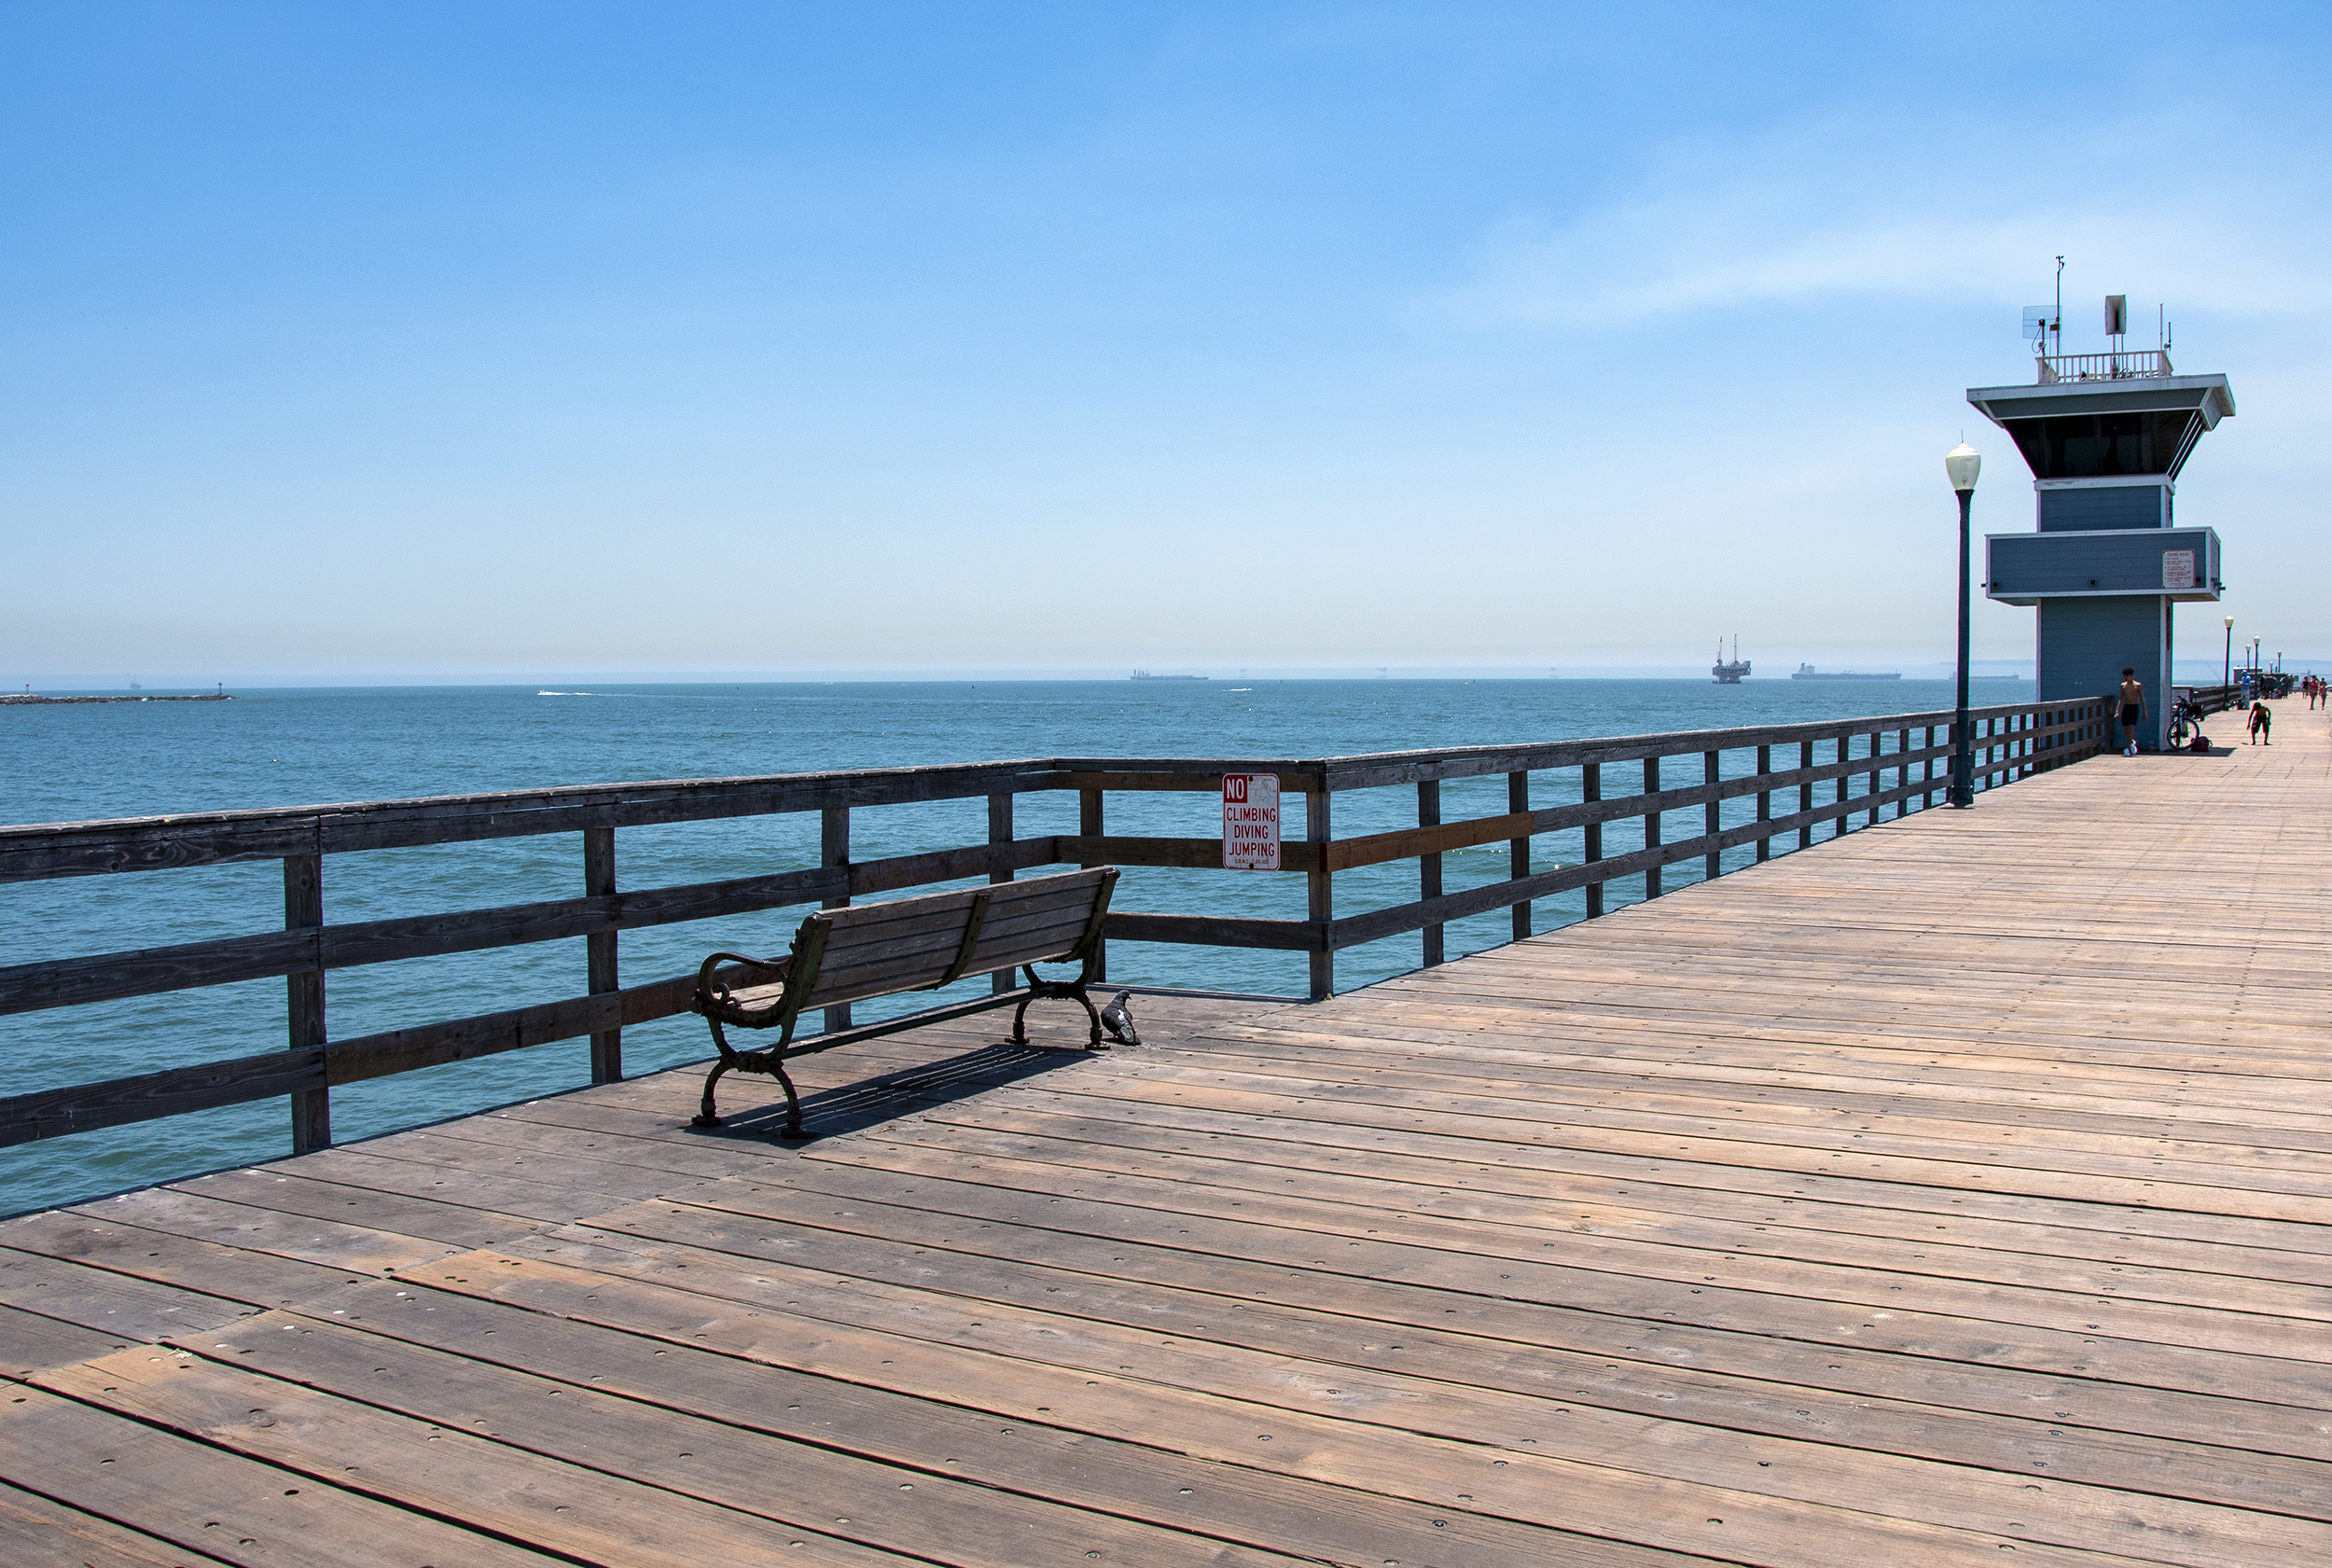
[1712,635,1751,685]
[1791,663,1899,681]
[1131,671,1206,681]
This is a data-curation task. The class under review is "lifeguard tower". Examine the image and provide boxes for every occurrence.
[1967,294,2235,751]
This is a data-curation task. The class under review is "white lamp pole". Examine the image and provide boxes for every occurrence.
[1945,443,1982,806]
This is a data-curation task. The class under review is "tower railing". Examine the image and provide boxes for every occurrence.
[2035,349,2174,383]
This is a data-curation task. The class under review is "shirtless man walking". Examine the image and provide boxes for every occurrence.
[2118,668,2146,756]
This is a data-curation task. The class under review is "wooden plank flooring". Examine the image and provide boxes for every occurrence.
[6,703,2329,1566]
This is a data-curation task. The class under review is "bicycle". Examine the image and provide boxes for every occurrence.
[2169,697,2209,751]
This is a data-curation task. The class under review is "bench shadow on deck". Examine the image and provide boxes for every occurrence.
[5,706,2330,1567]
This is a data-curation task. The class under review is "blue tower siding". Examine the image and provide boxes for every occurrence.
[2038,596,2172,751]
[1987,527,2219,602]
[2038,484,2169,531]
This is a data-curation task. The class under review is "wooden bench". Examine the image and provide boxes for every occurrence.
[688,866,1120,1137]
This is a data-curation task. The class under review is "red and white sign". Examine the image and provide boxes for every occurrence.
[1222,773,1281,870]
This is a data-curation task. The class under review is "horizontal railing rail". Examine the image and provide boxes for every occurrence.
[2183,684,2239,716]
[1,697,2112,1154]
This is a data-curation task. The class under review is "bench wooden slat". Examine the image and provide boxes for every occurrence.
[812,881,1105,948]
[812,902,1099,978]
[800,932,1095,1011]
[800,908,1103,1010]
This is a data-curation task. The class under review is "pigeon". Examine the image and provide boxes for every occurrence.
[1099,990,1140,1048]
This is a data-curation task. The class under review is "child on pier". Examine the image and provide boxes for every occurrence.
[2248,701,2273,744]
[2118,669,2146,756]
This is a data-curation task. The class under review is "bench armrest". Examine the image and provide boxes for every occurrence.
[695,951,793,1023]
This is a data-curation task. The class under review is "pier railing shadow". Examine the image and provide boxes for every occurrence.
[0,697,2111,1158]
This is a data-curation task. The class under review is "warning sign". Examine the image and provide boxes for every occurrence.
[1222,773,1280,871]
[2162,549,2196,590]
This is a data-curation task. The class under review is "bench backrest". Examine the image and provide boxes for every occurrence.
[789,867,1117,1016]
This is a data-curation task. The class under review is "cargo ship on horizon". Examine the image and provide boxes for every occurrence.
[1791,663,1899,681]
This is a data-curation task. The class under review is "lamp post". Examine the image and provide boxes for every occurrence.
[2224,616,2234,694]
[1945,443,1981,807]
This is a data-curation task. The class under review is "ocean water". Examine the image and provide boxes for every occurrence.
[1,676,2023,1214]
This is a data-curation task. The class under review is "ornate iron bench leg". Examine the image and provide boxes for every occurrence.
[693,1016,739,1127]
[1010,966,1109,1049]
[692,1057,733,1128]
[692,1047,806,1138]
[774,1062,804,1138]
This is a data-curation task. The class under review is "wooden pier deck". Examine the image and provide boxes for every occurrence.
[5,705,2327,1567]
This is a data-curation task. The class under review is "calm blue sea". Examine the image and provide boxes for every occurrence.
[1,676,2020,1214]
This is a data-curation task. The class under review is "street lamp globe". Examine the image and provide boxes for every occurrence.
[1945,443,1981,493]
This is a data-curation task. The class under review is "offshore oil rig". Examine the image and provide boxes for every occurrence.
[1712,635,1750,684]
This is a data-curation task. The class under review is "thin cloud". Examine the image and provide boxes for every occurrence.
[1433,113,2329,334]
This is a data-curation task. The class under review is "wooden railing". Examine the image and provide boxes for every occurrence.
[0,698,2111,1155]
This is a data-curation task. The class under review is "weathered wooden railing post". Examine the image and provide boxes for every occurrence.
[1895,728,1911,817]
[1582,762,1603,916]
[1798,741,1814,849]
[285,854,328,1154]
[1755,745,1772,861]
[1418,780,1443,966]
[584,827,620,1083]
[1643,756,1661,901]
[1833,736,1850,837]
[1865,731,1881,827]
[989,792,1016,995]
[1702,750,1721,881]
[1079,786,1106,983]
[1307,781,1333,999]
[1507,771,1531,940]
[822,800,852,1032]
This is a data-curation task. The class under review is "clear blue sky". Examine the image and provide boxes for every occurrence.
[5,3,2325,683]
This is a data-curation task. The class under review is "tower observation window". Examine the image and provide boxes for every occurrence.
[2009,410,2195,479]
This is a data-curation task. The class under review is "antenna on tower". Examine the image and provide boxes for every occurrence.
[2054,256,2065,358]
[2021,306,2050,351]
